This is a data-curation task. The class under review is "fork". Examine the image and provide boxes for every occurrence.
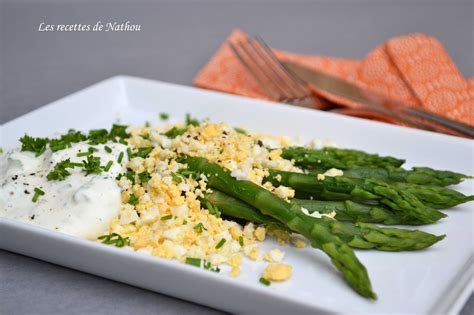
[229,35,471,136]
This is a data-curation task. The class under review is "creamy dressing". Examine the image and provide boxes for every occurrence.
[0,142,128,239]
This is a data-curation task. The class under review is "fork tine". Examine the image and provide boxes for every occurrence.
[254,36,310,97]
[236,38,291,101]
[245,38,298,100]
[228,41,282,100]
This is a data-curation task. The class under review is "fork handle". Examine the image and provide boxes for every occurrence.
[402,108,474,138]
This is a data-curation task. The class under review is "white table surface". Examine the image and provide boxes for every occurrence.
[1,0,472,314]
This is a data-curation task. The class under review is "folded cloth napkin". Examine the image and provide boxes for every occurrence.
[194,29,473,127]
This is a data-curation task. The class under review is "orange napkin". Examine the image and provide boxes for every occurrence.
[194,29,473,127]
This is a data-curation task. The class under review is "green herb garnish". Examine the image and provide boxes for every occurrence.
[204,261,220,273]
[109,124,130,141]
[138,171,151,184]
[234,127,247,134]
[193,223,207,233]
[171,172,183,184]
[134,147,153,158]
[103,160,113,172]
[88,129,109,145]
[32,187,45,202]
[82,155,103,175]
[185,257,201,267]
[19,135,49,157]
[117,152,124,163]
[47,159,81,181]
[98,233,130,247]
[259,277,271,286]
[104,145,112,153]
[202,199,220,218]
[163,126,186,139]
[141,133,150,140]
[185,113,200,127]
[159,113,169,121]
[239,236,244,246]
[116,171,135,184]
[160,214,173,221]
[215,238,226,249]
[128,193,139,206]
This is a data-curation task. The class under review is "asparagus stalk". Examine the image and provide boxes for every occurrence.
[292,199,423,225]
[332,166,471,187]
[206,190,445,251]
[392,183,474,209]
[180,156,376,299]
[266,170,446,224]
[281,147,405,170]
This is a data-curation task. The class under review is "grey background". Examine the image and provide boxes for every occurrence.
[0,0,472,314]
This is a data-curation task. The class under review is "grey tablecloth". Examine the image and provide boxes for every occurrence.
[1,0,473,314]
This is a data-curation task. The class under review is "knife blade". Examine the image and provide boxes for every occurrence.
[282,60,474,138]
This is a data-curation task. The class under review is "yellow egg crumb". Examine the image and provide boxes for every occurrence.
[230,266,240,277]
[263,263,292,281]
[292,239,306,249]
[254,226,266,241]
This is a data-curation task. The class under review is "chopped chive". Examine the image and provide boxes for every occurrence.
[239,236,244,246]
[103,161,113,172]
[104,145,112,153]
[193,222,207,233]
[127,147,133,158]
[259,277,271,286]
[135,147,153,158]
[76,152,90,157]
[32,187,45,202]
[160,214,173,221]
[141,133,150,140]
[215,238,226,249]
[159,113,169,121]
[185,257,201,267]
[117,152,124,163]
[234,127,247,134]
[98,233,130,247]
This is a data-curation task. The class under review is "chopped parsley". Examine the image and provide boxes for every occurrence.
[159,113,169,121]
[163,126,186,139]
[19,135,49,157]
[98,233,130,247]
[193,222,207,233]
[134,147,153,158]
[116,170,135,184]
[259,277,271,286]
[47,159,81,181]
[185,113,200,127]
[32,187,45,202]
[138,171,151,184]
[128,193,139,206]
[82,155,103,175]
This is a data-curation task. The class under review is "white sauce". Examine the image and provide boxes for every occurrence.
[0,142,128,239]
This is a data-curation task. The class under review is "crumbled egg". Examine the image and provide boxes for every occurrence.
[263,263,292,281]
[107,121,323,279]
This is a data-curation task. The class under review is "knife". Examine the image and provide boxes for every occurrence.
[282,60,474,138]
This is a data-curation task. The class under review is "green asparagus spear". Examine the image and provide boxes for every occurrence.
[266,170,446,224]
[336,166,471,187]
[392,183,474,209]
[180,156,376,299]
[281,147,405,170]
[206,190,445,251]
[292,199,423,225]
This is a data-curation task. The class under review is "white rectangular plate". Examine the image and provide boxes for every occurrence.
[1,76,473,314]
